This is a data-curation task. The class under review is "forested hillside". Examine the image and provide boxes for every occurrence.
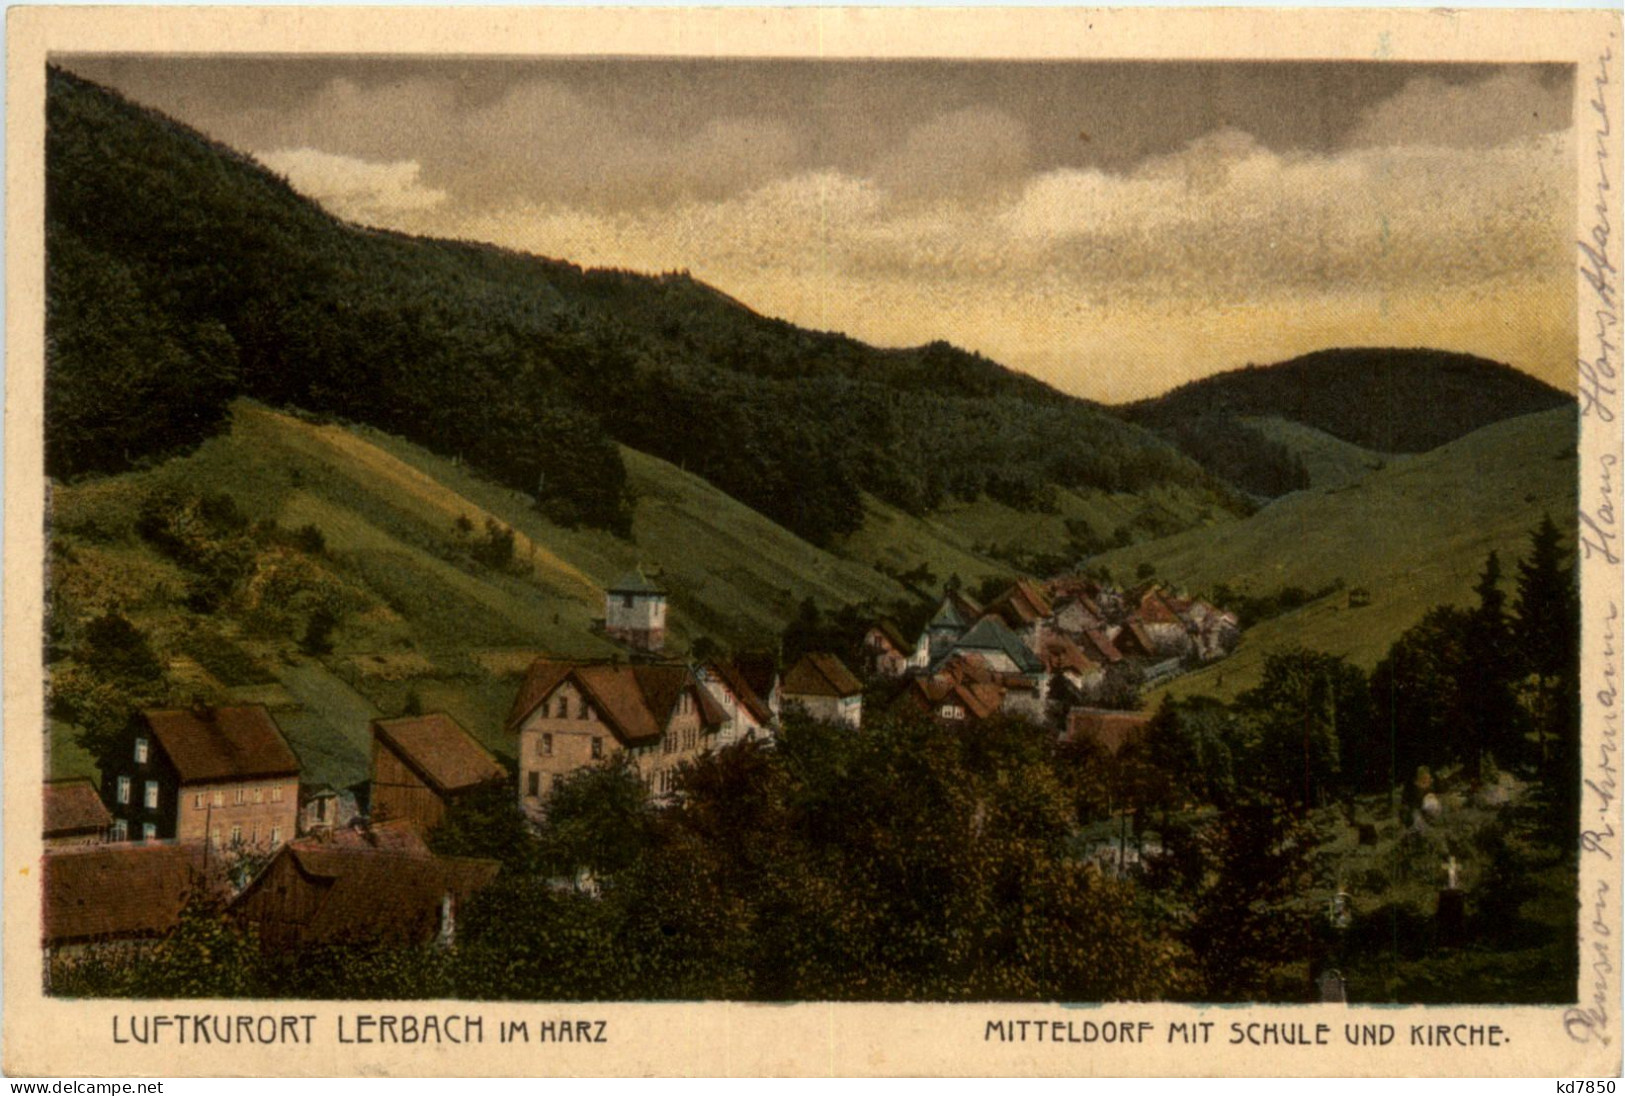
[1126,347,1571,459]
[45,66,1237,547]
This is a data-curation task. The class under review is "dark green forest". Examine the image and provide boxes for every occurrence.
[1127,348,1572,456]
[45,67,1239,546]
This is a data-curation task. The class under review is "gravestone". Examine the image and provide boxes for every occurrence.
[1436,856,1466,946]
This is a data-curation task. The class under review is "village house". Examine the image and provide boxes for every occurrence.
[231,841,499,952]
[105,703,300,850]
[44,778,112,848]
[1038,633,1106,705]
[861,619,926,678]
[604,568,667,652]
[1134,588,1196,659]
[42,842,215,979]
[919,591,980,661]
[696,659,777,746]
[983,578,1054,653]
[782,652,864,729]
[506,658,729,809]
[893,664,1005,725]
[298,783,360,836]
[943,616,1046,679]
[369,713,508,835]
[1050,593,1107,638]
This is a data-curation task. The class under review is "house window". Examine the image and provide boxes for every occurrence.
[210,826,222,849]
[194,793,204,810]
[541,697,552,718]
[271,787,283,803]
[134,737,149,764]
[527,771,540,797]
[662,734,673,755]
[941,704,964,720]
[270,826,282,846]
[141,823,156,842]
[234,788,246,806]
[541,733,553,757]
[111,820,128,841]
[254,788,264,804]
[213,790,224,808]
[231,824,243,845]
[591,736,604,759]
[116,776,131,804]
[144,781,159,810]
[578,699,590,721]
[680,692,691,715]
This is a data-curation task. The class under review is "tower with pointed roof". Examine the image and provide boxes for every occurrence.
[605,567,667,651]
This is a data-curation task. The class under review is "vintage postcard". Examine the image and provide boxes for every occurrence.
[3,5,1622,1079]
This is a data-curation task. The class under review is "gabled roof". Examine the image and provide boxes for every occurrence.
[1136,589,1183,625]
[607,568,665,596]
[1079,628,1124,665]
[952,617,1044,674]
[42,842,209,946]
[240,845,499,948]
[372,714,506,796]
[928,597,969,631]
[507,659,726,744]
[1065,709,1152,756]
[898,675,1005,721]
[705,659,775,726]
[783,652,864,699]
[141,705,300,784]
[1116,619,1158,656]
[44,779,112,836]
[869,619,911,654]
[1038,634,1100,677]
[987,578,1054,627]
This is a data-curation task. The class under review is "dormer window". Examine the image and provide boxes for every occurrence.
[133,737,149,764]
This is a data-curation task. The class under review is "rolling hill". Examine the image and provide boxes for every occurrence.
[45,65,1238,552]
[47,400,929,788]
[1125,347,1572,453]
[1238,416,1399,490]
[1092,406,1579,700]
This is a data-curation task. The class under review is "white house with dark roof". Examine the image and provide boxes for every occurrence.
[605,567,667,651]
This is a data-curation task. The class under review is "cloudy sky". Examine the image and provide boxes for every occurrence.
[62,57,1576,402]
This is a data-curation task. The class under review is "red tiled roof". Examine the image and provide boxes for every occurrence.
[730,653,779,706]
[1065,709,1152,755]
[141,705,300,783]
[1137,589,1182,625]
[508,659,726,745]
[294,819,432,856]
[1039,634,1099,677]
[783,652,863,699]
[43,779,112,836]
[240,845,499,948]
[1079,628,1124,664]
[1119,620,1158,656]
[372,713,506,796]
[42,842,210,946]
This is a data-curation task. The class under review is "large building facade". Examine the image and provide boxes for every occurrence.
[105,704,300,850]
[506,659,727,810]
